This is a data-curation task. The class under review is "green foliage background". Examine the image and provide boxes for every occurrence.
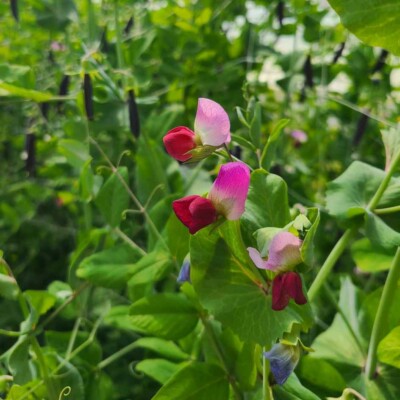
[1,0,400,399]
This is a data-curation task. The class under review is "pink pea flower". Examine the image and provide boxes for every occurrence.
[248,232,302,271]
[163,98,230,162]
[173,162,250,234]
[247,232,306,311]
[290,130,308,148]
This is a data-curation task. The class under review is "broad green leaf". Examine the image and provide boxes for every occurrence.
[261,118,290,170]
[0,81,55,102]
[382,126,400,171]
[129,293,199,340]
[136,359,184,384]
[95,167,130,228]
[104,305,144,332]
[364,365,400,400]
[0,271,18,300]
[351,238,394,272]
[298,357,346,394]
[311,277,365,367]
[76,244,143,289]
[377,326,400,369]
[273,373,321,400]
[151,362,229,400]
[134,337,190,361]
[327,0,400,56]
[191,224,313,346]
[24,290,56,317]
[6,337,32,384]
[127,250,173,289]
[242,169,291,242]
[235,341,258,390]
[364,212,400,249]
[58,139,91,169]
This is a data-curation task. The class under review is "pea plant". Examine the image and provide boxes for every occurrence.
[1,0,400,400]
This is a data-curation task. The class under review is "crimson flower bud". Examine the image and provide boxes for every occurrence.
[163,126,196,162]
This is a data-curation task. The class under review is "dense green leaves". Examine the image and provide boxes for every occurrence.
[327,0,400,55]
[377,326,400,369]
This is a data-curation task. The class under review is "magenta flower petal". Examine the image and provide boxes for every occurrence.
[208,162,250,220]
[247,247,269,270]
[194,98,230,146]
[265,232,302,271]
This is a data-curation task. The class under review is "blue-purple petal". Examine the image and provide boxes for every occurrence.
[177,261,191,283]
[264,343,300,385]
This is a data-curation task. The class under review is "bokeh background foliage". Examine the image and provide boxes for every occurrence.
[1,0,400,399]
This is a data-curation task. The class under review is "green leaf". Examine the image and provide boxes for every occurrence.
[351,238,394,272]
[249,102,262,148]
[76,244,143,289]
[261,118,290,170]
[24,290,56,317]
[0,81,55,102]
[58,139,91,169]
[300,208,320,268]
[95,167,130,228]
[382,126,400,171]
[134,337,190,361]
[364,212,400,249]
[273,373,321,400]
[327,0,400,56]
[6,338,32,384]
[151,362,229,400]
[104,305,144,332]
[0,271,18,300]
[136,359,184,384]
[129,293,199,340]
[377,326,400,369]
[242,169,291,241]
[191,224,313,346]
[298,357,346,394]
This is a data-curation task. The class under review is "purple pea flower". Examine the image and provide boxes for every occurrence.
[177,260,191,283]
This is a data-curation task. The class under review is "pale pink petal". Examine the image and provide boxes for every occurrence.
[265,232,302,271]
[247,247,269,270]
[208,162,250,220]
[194,98,230,146]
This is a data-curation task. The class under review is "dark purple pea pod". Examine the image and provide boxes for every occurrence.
[10,0,19,22]
[83,73,94,121]
[100,26,109,53]
[128,89,140,137]
[124,16,134,35]
[353,113,369,146]
[25,133,36,177]
[303,55,313,88]
[276,1,284,29]
[40,102,50,120]
[57,74,70,113]
[371,49,389,74]
[332,41,345,65]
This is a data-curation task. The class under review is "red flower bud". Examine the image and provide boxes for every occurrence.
[272,272,307,311]
[172,195,217,234]
[163,126,196,162]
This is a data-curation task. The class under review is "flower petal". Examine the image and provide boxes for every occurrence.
[194,98,230,146]
[264,343,300,385]
[172,195,217,234]
[163,126,196,162]
[208,162,250,220]
[247,247,269,269]
[272,272,307,311]
[265,232,302,271]
[177,260,191,283]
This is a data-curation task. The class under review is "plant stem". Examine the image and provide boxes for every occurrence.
[98,341,138,370]
[113,0,124,71]
[114,227,147,256]
[368,149,400,211]
[307,228,355,302]
[374,205,400,215]
[200,314,243,400]
[263,348,273,400]
[365,247,400,379]
[224,143,234,162]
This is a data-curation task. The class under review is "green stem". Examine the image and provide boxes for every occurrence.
[114,0,124,71]
[263,348,273,400]
[307,228,355,302]
[365,247,400,379]
[368,149,400,211]
[114,227,147,256]
[86,0,97,43]
[223,143,234,162]
[98,341,138,370]
[200,314,243,400]
[374,205,400,215]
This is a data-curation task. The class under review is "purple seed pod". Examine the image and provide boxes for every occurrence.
[128,89,140,137]
[83,73,94,121]
[124,16,134,35]
[25,133,36,177]
[10,0,19,22]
